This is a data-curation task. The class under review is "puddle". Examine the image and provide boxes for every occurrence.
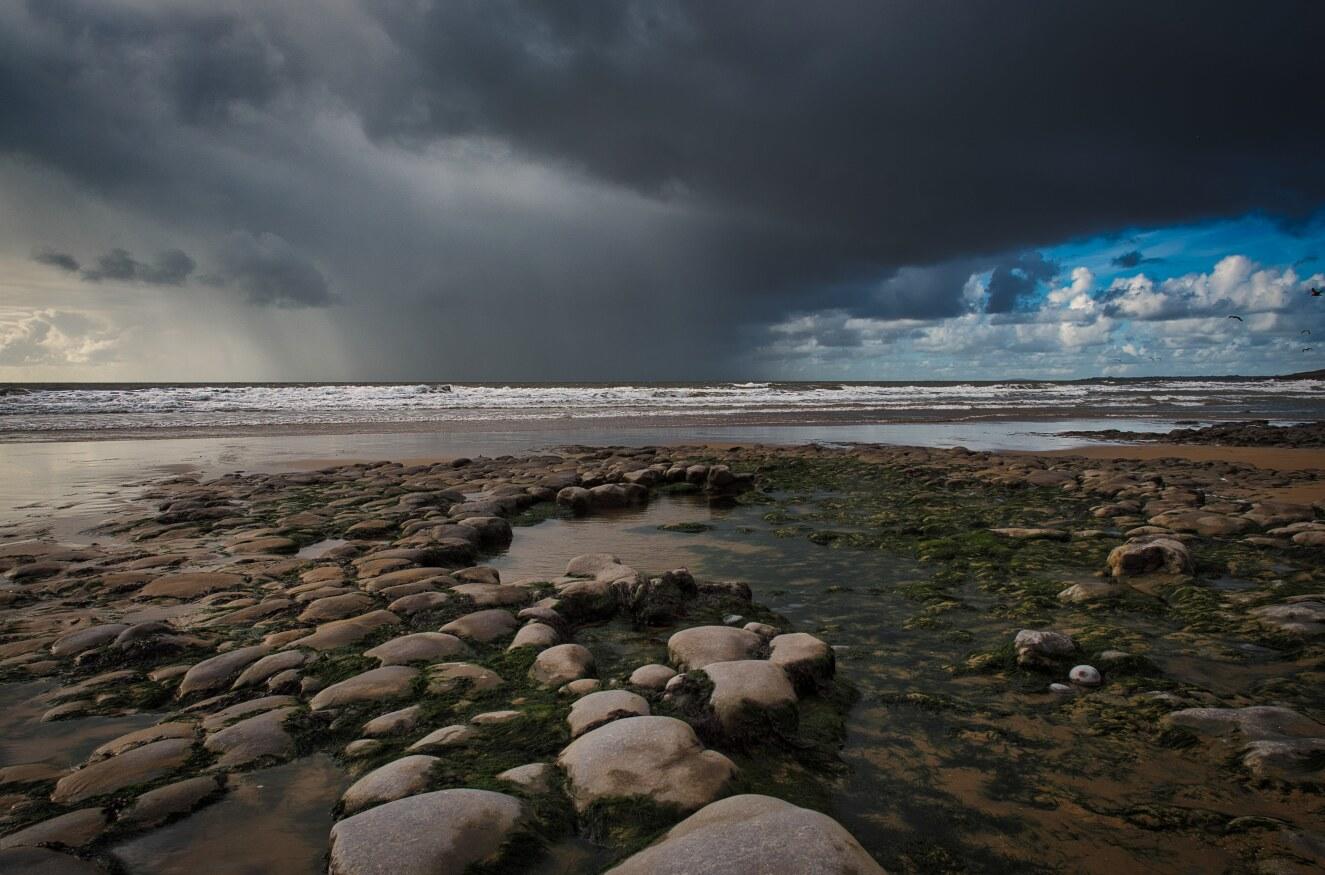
[0,680,161,768]
[492,495,733,582]
[1208,576,1259,592]
[533,836,616,873]
[112,754,348,875]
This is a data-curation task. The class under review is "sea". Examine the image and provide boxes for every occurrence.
[2,377,1322,437]
[1,377,1321,524]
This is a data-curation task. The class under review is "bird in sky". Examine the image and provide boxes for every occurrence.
[1304,330,1312,335]
[1311,287,1323,297]
[1227,315,1243,321]
[1305,347,1315,352]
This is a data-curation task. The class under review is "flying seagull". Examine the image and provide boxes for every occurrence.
[1227,315,1243,321]
[1311,287,1323,297]
[1305,347,1315,352]
[1304,330,1312,335]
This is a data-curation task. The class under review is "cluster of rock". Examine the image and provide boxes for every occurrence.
[0,447,882,872]
[554,461,753,514]
[1009,628,1124,693]
[1163,706,1325,784]
[320,559,848,872]
[914,446,1324,635]
[1061,419,1325,448]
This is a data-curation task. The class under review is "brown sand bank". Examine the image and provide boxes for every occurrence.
[1039,443,1325,472]
[1038,442,1325,504]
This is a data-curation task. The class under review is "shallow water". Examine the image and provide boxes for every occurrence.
[0,417,1199,532]
[111,754,348,875]
[491,494,1322,872]
[0,680,161,769]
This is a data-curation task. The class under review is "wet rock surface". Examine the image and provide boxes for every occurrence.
[328,788,527,875]
[558,716,737,813]
[606,794,885,874]
[1063,419,1325,447]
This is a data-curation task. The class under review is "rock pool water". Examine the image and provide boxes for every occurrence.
[493,492,1323,872]
[110,755,347,874]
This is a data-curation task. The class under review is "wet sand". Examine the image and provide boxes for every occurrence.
[0,410,1227,445]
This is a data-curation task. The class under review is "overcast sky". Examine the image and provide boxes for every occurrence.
[2,0,1324,381]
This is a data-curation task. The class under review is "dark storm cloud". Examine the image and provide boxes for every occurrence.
[32,247,79,272]
[985,253,1058,314]
[82,248,196,285]
[363,2,1325,278]
[868,262,983,320]
[1111,250,1164,269]
[3,1,1325,376]
[207,231,336,308]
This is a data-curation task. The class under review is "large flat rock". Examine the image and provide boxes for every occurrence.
[340,755,438,814]
[288,610,400,651]
[528,643,595,687]
[139,572,246,599]
[204,706,298,768]
[557,716,735,813]
[178,644,271,696]
[439,609,518,643]
[668,626,762,671]
[328,788,527,875]
[605,794,885,874]
[568,690,649,738]
[702,660,798,735]
[52,738,194,805]
[311,666,418,710]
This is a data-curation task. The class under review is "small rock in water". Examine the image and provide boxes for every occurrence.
[1069,665,1102,686]
[1013,629,1076,668]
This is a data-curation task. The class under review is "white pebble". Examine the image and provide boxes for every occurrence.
[1069,664,1102,686]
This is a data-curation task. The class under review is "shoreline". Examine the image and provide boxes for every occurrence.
[2,408,1320,445]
